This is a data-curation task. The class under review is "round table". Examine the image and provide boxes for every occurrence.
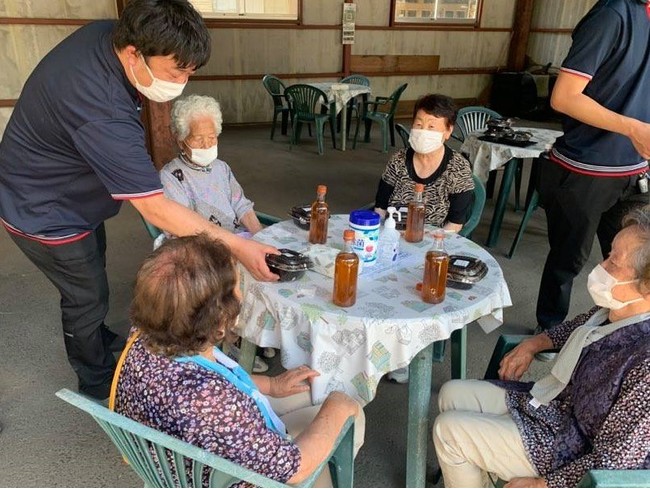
[238,214,511,486]
[460,126,563,248]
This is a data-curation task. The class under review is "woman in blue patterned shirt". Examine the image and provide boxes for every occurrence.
[433,205,650,487]
[113,234,364,486]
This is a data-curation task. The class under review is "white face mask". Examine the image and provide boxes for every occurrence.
[409,128,445,154]
[587,264,642,310]
[187,144,218,167]
[130,55,186,103]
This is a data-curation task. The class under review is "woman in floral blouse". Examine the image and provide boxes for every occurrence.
[374,94,474,232]
[433,205,650,487]
[113,234,364,486]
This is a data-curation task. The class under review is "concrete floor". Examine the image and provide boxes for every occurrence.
[0,121,601,487]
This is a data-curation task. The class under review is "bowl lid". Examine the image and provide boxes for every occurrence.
[266,249,314,272]
[446,255,488,284]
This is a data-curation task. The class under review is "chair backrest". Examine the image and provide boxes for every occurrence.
[395,123,411,149]
[382,83,408,117]
[55,389,290,488]
[459,174,486,239]
[340,74,370,87]
[284,84,330,119]
[56,388,355,488]
[454,106,502,142]
[262,74,288,109]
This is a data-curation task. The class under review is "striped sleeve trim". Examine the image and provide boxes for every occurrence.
[560,67,593,80]
[550,149,648,177]
[2,219,91,246]
[111,189,164,200]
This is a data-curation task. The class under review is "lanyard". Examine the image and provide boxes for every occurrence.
[175,347,287,438]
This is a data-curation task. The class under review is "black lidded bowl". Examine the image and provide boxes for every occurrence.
[266,249,314,282]
[288,205,311,231]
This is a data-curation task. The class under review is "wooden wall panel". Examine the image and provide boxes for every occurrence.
[0,0,116,18]
[354,0,391,27]
[480,0,516,28]
[0,107,12,135]
[0,25,77,99]
[526,0,595,67]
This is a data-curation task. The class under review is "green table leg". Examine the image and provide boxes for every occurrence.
[485,158,519,248]
[450,326,467,380]
[239,338,257,374]
[406,342,434,488]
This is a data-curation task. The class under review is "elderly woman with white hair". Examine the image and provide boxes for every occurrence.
[433,205,650,488]
[161,94,262,235]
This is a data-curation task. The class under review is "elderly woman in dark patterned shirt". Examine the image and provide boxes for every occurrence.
[374,93,474,232]
[113,234,365,486]
[433,205,650,488]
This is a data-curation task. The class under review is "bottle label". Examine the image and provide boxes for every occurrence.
[348,223,379,265]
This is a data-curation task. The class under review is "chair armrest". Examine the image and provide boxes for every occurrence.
[483,334,532,379]
[577,469,650,488]
[296,417,355,488]
[255,211,282,226]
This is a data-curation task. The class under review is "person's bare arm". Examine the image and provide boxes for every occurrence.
[130,194,279,281]
[551,71,650,158]
[240,209,263,235]
[443,222,462,233]
[287,392,359,484]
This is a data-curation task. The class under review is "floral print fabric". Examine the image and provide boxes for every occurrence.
[114,335,301,486]
[495,308,650,487]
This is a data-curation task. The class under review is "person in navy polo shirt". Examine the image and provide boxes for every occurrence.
[536,0,650,331]
[0,0,279,400]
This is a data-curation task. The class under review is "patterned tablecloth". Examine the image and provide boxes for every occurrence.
[239,215,512,406]
[461,126,563,182]
[306,82,371,116]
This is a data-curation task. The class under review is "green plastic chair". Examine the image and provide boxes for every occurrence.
[56,388,356,488]
[453,106,524,212]
[284,84,337,156]
[340,74,371,139]
[482,335,650,488]
[451,106,502,144]
[262,75,291,140]
[395,123,410,149]
[354,83,408,153]
[459,174,486,240]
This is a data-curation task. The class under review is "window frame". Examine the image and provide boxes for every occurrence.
[390,0,483,28]
[189,0,303,26]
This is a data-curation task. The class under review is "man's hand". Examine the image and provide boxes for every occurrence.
[504,477,547,488]
[268,365,320,398]
[231,238,280,282]
[628,119,650,160]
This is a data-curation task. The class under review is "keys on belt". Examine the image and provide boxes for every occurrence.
[638,172,648,193]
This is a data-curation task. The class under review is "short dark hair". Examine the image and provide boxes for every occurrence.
[130,234,240,357]
[113,0,211,69]
[412,94,457,129]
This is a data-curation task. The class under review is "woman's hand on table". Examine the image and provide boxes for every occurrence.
[267,365,320,398]
[232,238,280,282]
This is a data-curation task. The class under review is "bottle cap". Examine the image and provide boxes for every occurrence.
[433,229,445,240]
[317,184,327,194]
[343,229,355,241]
[414,183,424,192]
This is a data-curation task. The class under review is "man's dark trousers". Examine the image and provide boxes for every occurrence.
[8,223,116,398]
[536,156,648,329]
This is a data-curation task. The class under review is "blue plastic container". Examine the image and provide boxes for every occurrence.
[349,210,381,266]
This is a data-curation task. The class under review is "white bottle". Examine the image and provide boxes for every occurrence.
[377,207,401,266]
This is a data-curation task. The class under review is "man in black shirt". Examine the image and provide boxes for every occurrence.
[0,0,278,400]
